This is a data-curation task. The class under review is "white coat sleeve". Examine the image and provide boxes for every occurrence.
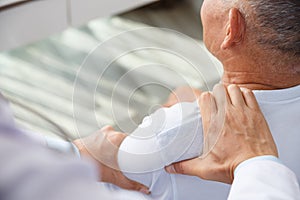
[228,156,300,200]
[22,130,81,157]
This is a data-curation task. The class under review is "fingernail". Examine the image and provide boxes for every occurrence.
[140,187,151,195]
[165,165,176,174]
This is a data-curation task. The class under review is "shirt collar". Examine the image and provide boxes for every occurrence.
[253,84,300,103]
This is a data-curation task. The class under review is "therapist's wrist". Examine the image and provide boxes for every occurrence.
[72,139,89,158]
[72,131,127,163]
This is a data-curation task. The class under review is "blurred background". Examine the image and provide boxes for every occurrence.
[0,0,222,139]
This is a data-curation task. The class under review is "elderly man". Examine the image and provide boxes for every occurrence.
[78,0,299,199]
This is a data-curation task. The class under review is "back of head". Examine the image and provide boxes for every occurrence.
[225,0,300,60]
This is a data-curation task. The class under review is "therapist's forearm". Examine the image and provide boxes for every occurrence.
[229,157,300,200]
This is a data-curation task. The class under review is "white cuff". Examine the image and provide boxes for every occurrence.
[234,155,282,177]
[230,157,300,200]
[46,137,81,158]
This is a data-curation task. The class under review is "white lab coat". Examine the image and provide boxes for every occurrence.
[229,158,300,200]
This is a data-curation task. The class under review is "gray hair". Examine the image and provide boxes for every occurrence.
[223,0,300,57]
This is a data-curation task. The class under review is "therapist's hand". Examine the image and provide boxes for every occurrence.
[73,126,150,194]
[165,84,278,184]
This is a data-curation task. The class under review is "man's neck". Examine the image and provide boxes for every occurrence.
[221,62,300,90]
[216,44,300,90]
[222,71,300,90]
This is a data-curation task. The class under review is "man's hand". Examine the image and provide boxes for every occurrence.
[163,86,202,107]
[73,126,150,194]
[166,84,278,184]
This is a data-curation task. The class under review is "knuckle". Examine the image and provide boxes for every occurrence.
[174,162,185,174]
[107,133,125,146]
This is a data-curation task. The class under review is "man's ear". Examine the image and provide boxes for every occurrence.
[221,8,246,50]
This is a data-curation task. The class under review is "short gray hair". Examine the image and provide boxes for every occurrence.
[223,0,300,57]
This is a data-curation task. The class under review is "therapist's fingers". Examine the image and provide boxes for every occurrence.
[227,84,246,107]
[165,157,217,181]
[114,173,151,194]
[241,88,260,109]
[213,84,231,110]
[199,92,217,135]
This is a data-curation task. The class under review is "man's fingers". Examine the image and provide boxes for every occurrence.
[241,88,260,109]
[227,84,246,107]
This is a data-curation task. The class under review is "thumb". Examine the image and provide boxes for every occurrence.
[165,158,202,176]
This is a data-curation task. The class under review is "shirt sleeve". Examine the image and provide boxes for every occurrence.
[228,156,300,200]
[118,101,203,199]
